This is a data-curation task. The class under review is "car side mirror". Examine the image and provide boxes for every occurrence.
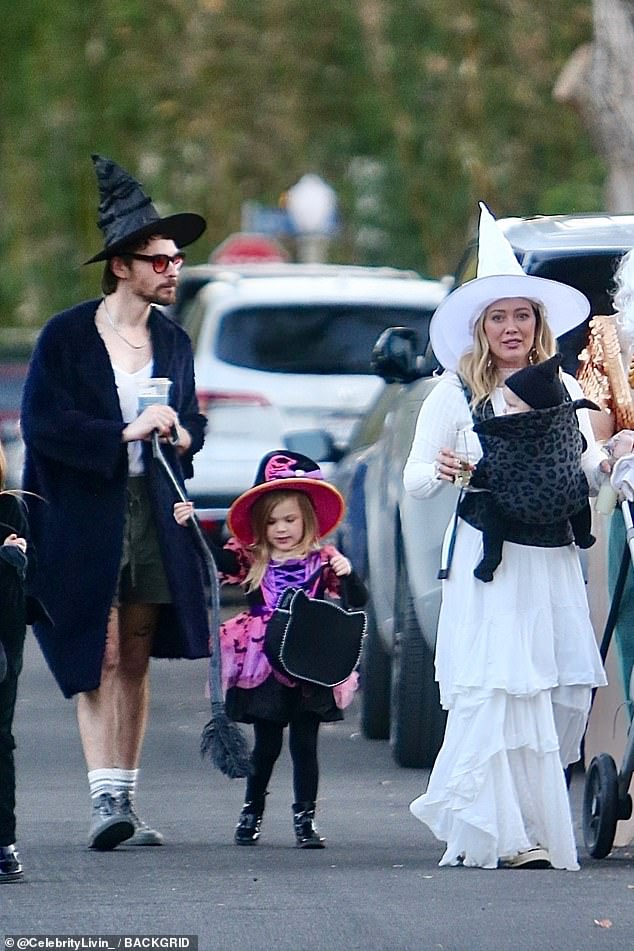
[371,327,420,383]
[416,342,440,377]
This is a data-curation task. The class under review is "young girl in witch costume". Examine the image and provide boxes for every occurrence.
[174,450,366,848]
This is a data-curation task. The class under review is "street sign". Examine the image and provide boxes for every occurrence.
[210,232,289,264]
[241,201,295,236]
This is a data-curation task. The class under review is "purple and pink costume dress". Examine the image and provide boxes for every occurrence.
[212,539,366,725]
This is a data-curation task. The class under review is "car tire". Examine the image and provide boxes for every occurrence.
[389,553,446,768]
[359,598,391,740]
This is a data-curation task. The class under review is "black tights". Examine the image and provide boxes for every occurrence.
[0,626,25,846]
[245,714,320,805]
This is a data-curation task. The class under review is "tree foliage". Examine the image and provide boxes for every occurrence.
[555,0,634,211]
[0,0,604,329]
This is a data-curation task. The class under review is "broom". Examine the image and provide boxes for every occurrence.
[151,432,252,779]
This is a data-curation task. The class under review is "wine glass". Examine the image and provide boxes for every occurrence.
[452,428,475,488]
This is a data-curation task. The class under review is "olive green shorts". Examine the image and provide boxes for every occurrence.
[116,477,172,605]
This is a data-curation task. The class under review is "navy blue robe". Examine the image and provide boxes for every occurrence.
[21,299,211,698]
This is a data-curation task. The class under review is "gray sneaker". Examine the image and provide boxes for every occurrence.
[117,791,164,846]
[0,844,23,883]
[88,793,134,851]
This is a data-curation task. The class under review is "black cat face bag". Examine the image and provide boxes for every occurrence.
[264,588,366,687]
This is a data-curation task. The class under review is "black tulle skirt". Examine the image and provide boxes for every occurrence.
[225,673,344,726]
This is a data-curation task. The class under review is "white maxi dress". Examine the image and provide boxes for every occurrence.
[403,371,607,870]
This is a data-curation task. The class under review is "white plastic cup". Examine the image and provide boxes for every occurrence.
[137,377,172,413]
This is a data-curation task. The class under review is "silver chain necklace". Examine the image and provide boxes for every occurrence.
[102,298,150,351]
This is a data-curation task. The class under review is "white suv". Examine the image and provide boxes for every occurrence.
[181,264,447,533]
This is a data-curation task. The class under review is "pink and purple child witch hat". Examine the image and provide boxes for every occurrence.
[227,450,345,546]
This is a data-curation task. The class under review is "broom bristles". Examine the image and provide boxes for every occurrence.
[200,711,252,779]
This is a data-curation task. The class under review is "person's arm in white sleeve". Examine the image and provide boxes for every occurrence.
[563,372,608,494]
[403,373,473,499]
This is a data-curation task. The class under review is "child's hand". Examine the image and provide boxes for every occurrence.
[3,533,27,553]
[173,501,194,525]
[330,551,352,577]
[610,431,634,460]
[600,430,634,474]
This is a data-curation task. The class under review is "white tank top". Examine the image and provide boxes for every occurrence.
[113,361,153,475]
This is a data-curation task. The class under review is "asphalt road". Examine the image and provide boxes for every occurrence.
[2,616,634,951]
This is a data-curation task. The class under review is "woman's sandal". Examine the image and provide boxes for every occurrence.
[500,847,552,869]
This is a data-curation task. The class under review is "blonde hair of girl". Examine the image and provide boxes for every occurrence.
[244,489,320,592]
[457,299,556,407]
[0,437,42,503]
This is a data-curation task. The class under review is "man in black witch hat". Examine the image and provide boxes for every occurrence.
[21,155,211,851]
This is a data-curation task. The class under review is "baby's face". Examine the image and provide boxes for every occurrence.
[502,385,532,415]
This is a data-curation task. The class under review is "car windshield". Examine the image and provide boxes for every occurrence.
[525,251,627,373]
[215,304,435,374]
[526,251,625,317]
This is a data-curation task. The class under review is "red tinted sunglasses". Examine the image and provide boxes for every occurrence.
[126,252,186,273]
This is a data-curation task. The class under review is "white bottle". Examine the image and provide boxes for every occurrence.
[595,474,618,515]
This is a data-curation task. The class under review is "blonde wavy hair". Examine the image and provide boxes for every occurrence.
[244,489,320,592]
[457,299,556,407]
[613,249,634,346]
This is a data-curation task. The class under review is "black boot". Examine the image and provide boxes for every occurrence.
[292,801,325,849]
[234,796,266,846]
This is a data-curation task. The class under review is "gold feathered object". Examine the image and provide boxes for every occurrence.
[577,314,634,431]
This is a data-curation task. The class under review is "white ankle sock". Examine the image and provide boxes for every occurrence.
[112,768,139,798]
[88,769,115,799]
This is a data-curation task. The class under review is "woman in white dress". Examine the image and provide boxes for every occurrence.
[403,204,609,870]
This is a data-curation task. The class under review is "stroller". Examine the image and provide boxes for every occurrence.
[582,499,634,858]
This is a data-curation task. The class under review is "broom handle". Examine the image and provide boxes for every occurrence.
[151,433,224,704]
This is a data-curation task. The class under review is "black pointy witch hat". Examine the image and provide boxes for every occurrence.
[505,354,566,410]
[84,154,206,264]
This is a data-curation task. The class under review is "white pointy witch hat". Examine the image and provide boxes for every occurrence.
[430,202,590,371]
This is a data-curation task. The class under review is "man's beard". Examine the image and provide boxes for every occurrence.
[143,284,177,307]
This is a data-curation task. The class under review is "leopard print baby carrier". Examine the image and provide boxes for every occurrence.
[474,399,592,518]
